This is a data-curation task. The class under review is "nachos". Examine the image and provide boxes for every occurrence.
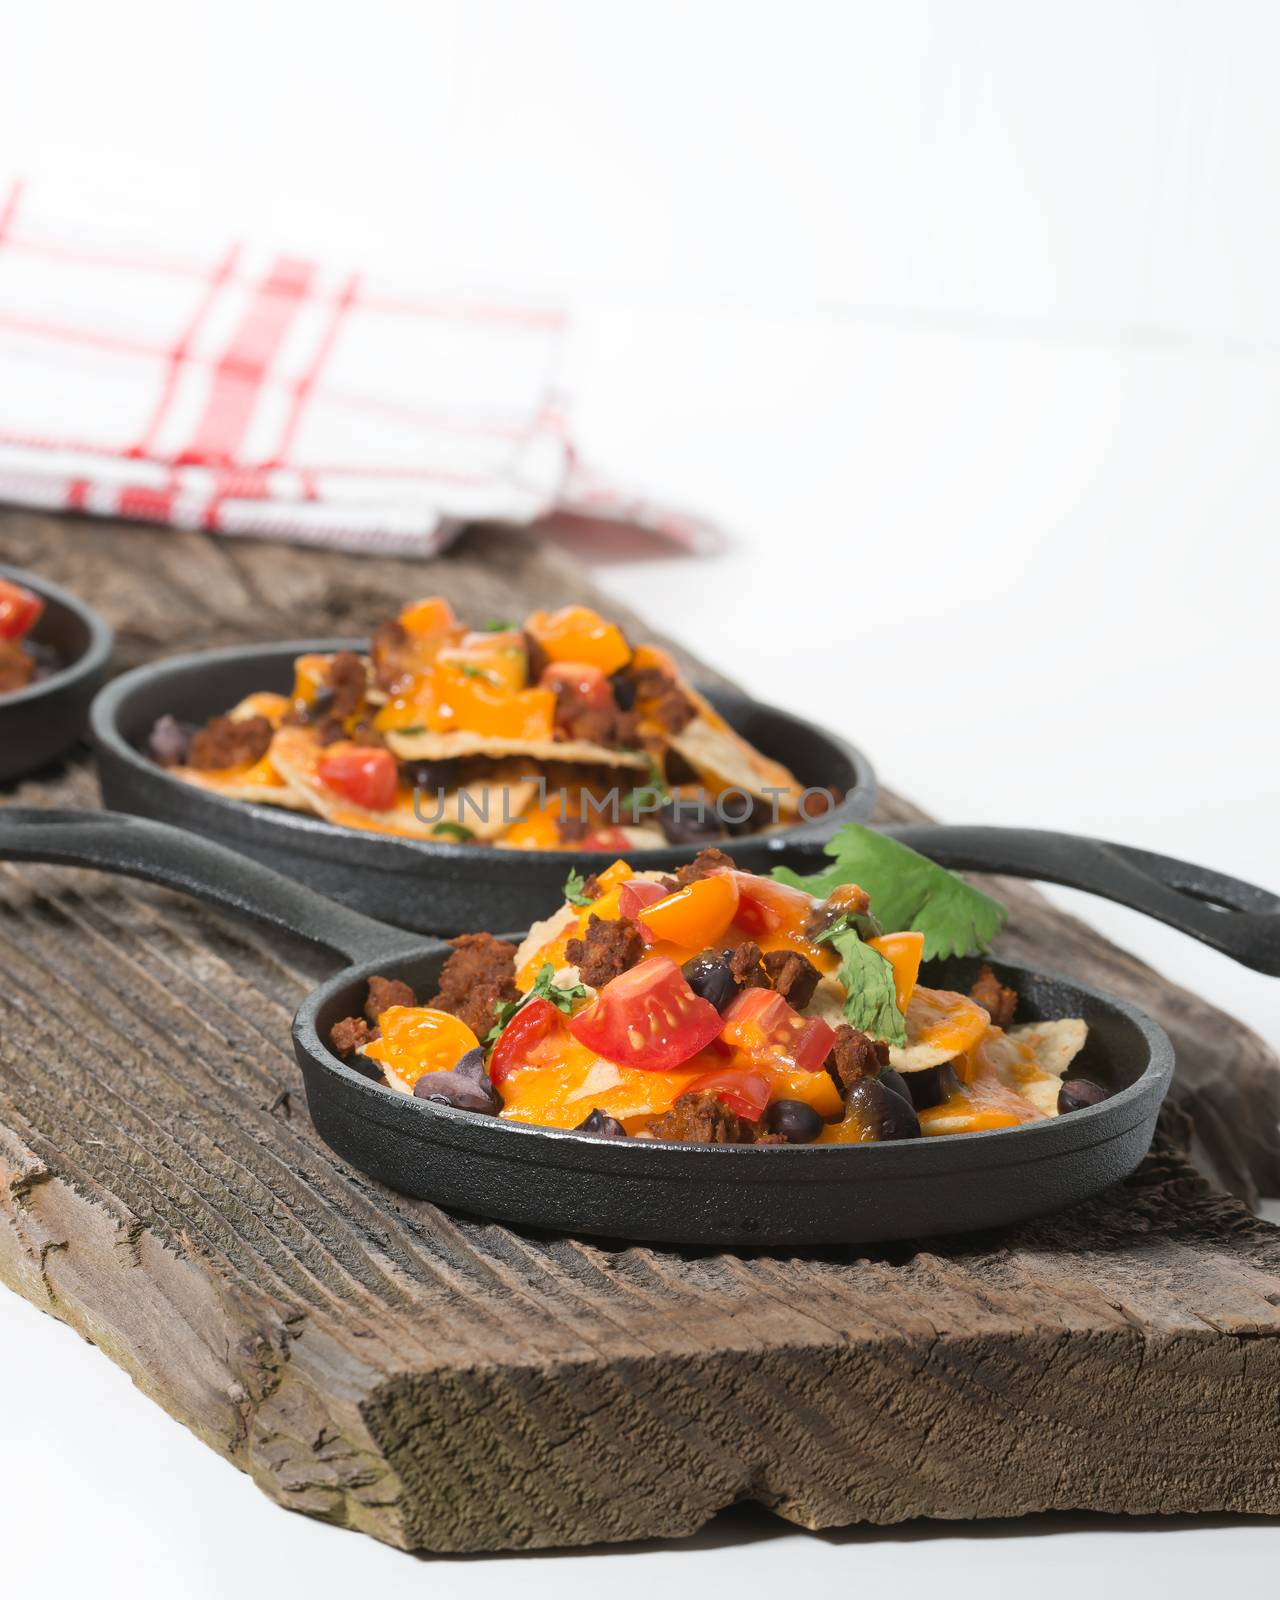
[0,578,52,697]
[148,598,824,850]
[327,836,1109,1144]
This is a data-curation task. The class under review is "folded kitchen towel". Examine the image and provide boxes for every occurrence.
[0,180,717,557]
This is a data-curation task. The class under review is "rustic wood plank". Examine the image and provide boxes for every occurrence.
[3,509,1280,1552]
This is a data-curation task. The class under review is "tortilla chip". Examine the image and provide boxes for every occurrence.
[269,725,536,842]
[387,727,649,771]
[670,684,806,811]
[889,987,993,1073]
[917,1017,1088,1134]
[171,764,315,811]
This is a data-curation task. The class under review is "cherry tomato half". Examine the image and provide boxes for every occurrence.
[729,872,814,939]
[720,987,835,1074]
[317,743,399,811]
[0,580,43,644]
[579,827,634,853]
[569,956,722,1072]
[619,877,667,933]
[681,1067,771,1122]
[488,996,564,1085]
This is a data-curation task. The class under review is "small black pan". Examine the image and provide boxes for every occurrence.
[0,565,114,784]
[2,807,1276,1246]
[89,640,877,934]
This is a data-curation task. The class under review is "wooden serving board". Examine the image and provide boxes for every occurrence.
[2,510,1280,1552]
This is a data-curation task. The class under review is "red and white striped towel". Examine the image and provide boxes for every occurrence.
[0,180,718,557]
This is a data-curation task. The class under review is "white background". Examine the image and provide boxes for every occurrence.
[2,1,1279,1593]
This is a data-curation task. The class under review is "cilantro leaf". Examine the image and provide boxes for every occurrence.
[563,868,593,907]
[431,822,474,842]
[813,918,906,1046]
[774,824,1007,960]
[481,618,514,632]
[485,962,588,1044]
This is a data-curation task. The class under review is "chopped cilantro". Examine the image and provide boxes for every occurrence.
[813,918,906,1046]
[774,823,1008,960]
[485,962,588,1044]
[458,663,486,679]
[397,725,426,736]
[563,868,593,907]
[481,618,514,632]
[431,822,474,842]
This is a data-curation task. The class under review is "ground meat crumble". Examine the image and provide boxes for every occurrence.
[428,932,520,1038]
[566,914,644,987]
[826,1023,889,1092]
[969,964,1017,1030]
[761,948,821,1008]
[187,714,274,771]
[674,846,738,885]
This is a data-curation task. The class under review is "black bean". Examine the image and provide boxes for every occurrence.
[609,671,637,711]
[404,758,463,793]
[1057,1078,1110,1114]
[657,796,724,846]
[147,714,193,767]
[902,1060,962,1111]
[681,952,740,1012]
[844,1077,921,1141]
[575,1108,628,1138]
[877,1068,914,1107]
[762,1099,823,1144]
[412,1046,500,1115]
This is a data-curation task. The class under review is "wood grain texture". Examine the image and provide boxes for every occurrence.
[2,508,1280,1552]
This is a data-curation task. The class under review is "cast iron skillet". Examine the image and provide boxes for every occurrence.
[3,808,1277,1246]
[0,565,114,784]
[89,640,878,934]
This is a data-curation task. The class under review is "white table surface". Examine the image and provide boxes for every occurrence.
[4,300,1280,1593]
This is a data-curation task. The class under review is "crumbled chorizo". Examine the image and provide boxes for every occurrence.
[826,1023,889,1091]
[762,949,821,1009]
[326,650,368,721]
[0,643,35,695]
[648,1091,751,1144]
[674,846,738,885]
[970,964,1017,1030]
[428,932,520,1038]
[803,883,871,940]
[370,620,413,693]
[550,677,641,750]
[727,940,769,989]
[364,974,417,1022]
[631,665,695,734]
[187,714,274,771]
[566,914,644,987]
[329,1015,374,1056]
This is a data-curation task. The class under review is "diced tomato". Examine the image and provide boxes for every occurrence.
[681,1068,771,1122]
[720,987,835,1074]
[0,580,43,643]
[729,872,815,938]
[619,877,667,928]
[488,997,564,1084]
[569,957,723,1072]
[541,660,614,713]
[365,1006,480,1091]
[579,827,634,852]
[317,743,398,811]
[637,873,739,949]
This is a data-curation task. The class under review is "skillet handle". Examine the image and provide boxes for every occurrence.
[774,824,1280,976]
[891,824,1280,975]
[0,808,424,968]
